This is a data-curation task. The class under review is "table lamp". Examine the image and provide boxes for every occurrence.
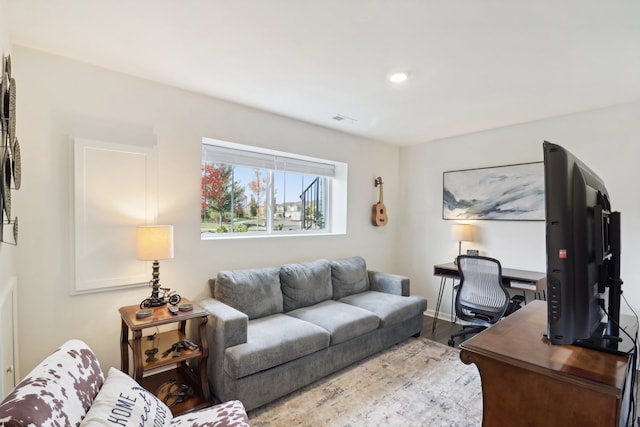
[451,223,472,264]
[137,225,174,307]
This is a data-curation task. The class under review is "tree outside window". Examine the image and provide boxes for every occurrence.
[201,139,340,238]
[201,164,328,235]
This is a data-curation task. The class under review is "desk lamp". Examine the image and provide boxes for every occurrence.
[137,225,174,307]
[451,224,472,264]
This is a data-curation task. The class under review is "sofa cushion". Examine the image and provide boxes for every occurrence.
[287,300,380,345]
[214,267,283,319]
[0,339,104,427]
[224,314,330,379]
[330,256,370,299]
[280,259,333,312]
[339,291,427,327]
[79,367,172,427]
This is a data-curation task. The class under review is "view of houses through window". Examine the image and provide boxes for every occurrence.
[201,140,334,237]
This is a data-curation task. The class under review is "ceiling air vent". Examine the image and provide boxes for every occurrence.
[332,114,357,123]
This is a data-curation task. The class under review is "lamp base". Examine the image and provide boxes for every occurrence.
[139,261,168,308]
[454,247,463,265]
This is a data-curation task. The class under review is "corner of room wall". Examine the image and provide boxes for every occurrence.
[398,103,640,321]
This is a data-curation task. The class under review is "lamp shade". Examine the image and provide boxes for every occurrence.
[451,224,472,242]
[137,225,174,261]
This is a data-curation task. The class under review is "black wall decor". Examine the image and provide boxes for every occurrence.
[0,54,20,245]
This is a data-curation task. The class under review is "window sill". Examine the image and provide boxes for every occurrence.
[200,230,346,240]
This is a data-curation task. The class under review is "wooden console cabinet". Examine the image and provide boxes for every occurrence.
[460,300,636,427]
[119,298,210,415]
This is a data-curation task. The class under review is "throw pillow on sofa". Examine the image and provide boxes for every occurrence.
[330,256,370,299]
[215,267,283,319]
[280,259,333,311]
[80,367,172,427]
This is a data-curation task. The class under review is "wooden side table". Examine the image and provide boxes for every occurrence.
[119,298,211,415]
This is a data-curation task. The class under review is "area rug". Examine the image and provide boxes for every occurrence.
[248,337,483,427]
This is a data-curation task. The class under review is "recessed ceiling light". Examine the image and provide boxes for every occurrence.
[388,71,409,83]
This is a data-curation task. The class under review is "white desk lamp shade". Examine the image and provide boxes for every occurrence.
[451,224,472,262]
[451,224,472,243]
[137,225,174,261]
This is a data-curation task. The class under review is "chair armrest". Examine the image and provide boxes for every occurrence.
[368,270,410,296]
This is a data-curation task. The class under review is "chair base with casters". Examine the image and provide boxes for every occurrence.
[448,324,486,346]
[448,293,525,346]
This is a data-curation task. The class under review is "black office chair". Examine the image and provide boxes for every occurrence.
[448,255,517,346]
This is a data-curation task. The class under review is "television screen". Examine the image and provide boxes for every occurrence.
[543,141,624,351]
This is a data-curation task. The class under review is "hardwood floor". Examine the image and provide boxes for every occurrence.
[421,315,468,348]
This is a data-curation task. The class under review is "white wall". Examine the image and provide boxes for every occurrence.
[12,46,401,375]
[399,102,640,322]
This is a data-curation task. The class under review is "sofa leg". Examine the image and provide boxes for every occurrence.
[413,331,421,338]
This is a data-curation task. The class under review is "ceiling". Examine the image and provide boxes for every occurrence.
[4,0,640,146]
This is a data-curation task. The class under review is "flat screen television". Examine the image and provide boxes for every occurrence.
[543,141,628,353]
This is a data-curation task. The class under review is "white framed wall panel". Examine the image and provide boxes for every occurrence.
[73,139,158,294]
[0,277,17,399]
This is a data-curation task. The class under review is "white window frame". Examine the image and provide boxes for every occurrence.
[201,138,347,239]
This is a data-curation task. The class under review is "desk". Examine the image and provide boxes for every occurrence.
[432,262,546,332]
[459,301,636,427]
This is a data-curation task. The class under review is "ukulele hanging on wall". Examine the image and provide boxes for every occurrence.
[372,177,388,226]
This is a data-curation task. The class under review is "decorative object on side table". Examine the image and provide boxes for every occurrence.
[161,339,199,358]
[145,332,160,362]
[178,303,193,312]
[137,225,181,308]
[136,308,153,319]
[156,379,195,409]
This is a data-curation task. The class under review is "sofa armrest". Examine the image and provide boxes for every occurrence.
[368,270,410,296]
[200,297,248,401]
[201,298,249,349]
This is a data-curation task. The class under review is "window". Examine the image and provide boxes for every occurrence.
[201,138,347,238]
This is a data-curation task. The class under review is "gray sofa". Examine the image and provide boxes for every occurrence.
[200,256,427,411]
